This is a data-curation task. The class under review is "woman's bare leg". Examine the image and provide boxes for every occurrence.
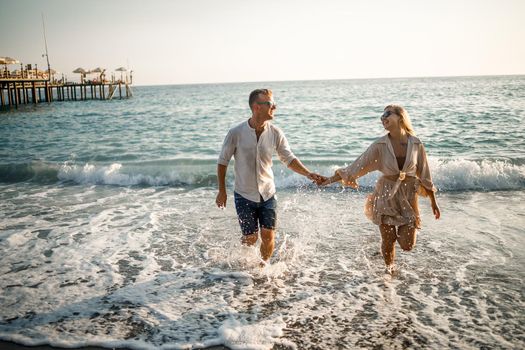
[397,224,417,251]
[379,224,397,267]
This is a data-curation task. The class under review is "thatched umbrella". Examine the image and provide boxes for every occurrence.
[0,56,20,76]
[73,67,87,83]
[115,67,127,82]
[0,56,20,65]
[87,67,105,83]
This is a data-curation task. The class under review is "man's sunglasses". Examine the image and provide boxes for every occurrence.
[256,101,277,108]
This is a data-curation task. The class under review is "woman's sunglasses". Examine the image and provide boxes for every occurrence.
[381,110,394,120]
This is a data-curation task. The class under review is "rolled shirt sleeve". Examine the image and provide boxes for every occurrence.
[275,129,296,166]
[218,129,235,166]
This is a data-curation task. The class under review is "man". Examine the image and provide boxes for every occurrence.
[216,89,325,263]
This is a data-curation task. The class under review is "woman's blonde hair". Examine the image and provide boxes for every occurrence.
[385,104,416,136]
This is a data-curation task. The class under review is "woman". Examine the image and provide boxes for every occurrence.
[322,105,440,269]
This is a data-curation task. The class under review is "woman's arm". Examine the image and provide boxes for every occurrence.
[322,143,380,188]
[416,143,437,194]
[416,143,440,219]
[321,172,342,186]
[427,190,441,219]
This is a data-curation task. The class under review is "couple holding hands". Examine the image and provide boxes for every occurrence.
[216,89,440,269]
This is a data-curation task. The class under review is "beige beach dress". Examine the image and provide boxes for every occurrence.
[336,134,436,229]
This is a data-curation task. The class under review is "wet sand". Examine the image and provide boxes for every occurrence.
[0,341,229,350]
[0,342,114,350]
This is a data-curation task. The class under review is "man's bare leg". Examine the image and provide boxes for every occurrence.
[379,224,397,267]
[241,232,258,246]
[260,228,275,262]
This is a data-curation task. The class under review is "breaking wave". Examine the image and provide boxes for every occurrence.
[0,158,524,192]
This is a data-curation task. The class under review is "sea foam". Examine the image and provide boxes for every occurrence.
[56,158,524,191]
[0,157,523,191]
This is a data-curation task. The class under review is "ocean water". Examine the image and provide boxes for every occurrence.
[0,76,524,349]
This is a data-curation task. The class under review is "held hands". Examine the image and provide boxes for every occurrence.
[307,172,347,187]
[318,172,358,188]
[320,172,344,187]
[307,172,328,186]
[320,175,336,187]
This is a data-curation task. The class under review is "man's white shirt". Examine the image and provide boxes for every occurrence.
[218,120,296,202]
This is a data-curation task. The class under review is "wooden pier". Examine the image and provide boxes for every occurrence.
[0,78,133,108]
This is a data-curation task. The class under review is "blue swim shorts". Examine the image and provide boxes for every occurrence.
[234,192,277,235]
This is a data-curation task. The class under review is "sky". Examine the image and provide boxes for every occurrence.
[1,0,524,85]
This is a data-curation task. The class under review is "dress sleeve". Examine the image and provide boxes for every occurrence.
[416,143,437,196]
[217,129,235,166]
[336,143,381,188]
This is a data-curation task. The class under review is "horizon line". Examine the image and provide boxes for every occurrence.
[133,73,525,87]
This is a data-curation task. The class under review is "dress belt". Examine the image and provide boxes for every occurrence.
[383,172,415,199]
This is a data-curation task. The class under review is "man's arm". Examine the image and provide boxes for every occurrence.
[274,129,326,185]
[216,164,228,208]
[287,158,327,185]
[216,128,235,208]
